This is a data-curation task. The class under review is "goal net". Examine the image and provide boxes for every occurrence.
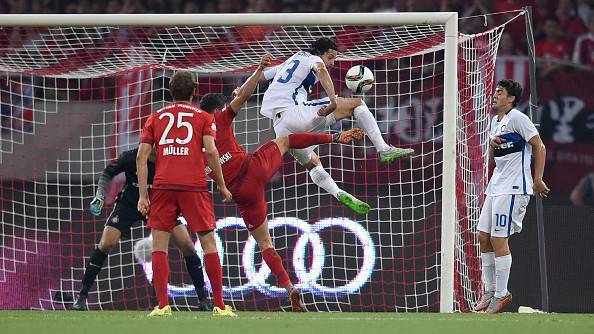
[0,15,505,312]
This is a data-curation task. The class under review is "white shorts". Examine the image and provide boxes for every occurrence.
[477,194,530,238]
[273,98,333,165]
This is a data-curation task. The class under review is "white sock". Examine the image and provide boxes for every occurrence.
[309,165,341,199]
[494,254,512,298]
[353,103,390,152]
[480,252,496,292]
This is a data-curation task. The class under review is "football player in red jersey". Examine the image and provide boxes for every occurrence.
[137,71,236,318]
[200,53,364,312]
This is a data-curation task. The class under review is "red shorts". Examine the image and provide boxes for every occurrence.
[148,189,215,233]
[230,141,283,232]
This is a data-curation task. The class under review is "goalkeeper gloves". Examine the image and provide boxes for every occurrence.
[90,194,105,216]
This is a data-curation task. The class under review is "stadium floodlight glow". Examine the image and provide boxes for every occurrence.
[138,217,376,298]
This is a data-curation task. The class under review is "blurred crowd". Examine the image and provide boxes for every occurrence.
[1,0,593,72]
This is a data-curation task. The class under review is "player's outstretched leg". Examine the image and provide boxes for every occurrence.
[251,221,306,312]
[337,192,371,215]
[308,160,370,215]
[329,98,415,164]
[353,102,414,163]
[276,133,370,215]
[198,231,237,318]
[171,223,212,311]
[282,128,364,150]
[72,226,120,311]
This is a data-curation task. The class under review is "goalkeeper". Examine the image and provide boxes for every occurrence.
[71,148,211,311]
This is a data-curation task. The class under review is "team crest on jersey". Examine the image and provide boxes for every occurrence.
[111,215,119,224]
[211,123,217,131]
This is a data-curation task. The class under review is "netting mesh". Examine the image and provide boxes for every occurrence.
[0,22,505,312]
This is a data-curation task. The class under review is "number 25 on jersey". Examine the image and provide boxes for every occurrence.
[159,112,194,145]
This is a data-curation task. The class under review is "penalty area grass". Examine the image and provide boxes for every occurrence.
[1,311,593,334]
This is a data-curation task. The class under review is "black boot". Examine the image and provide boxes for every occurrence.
[71,294,88,311]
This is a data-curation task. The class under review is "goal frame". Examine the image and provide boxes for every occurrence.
[0,12,458,313]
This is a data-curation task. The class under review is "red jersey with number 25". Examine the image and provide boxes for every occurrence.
[140,102,216,191]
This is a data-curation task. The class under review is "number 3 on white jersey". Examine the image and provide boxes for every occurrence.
[158,112,193,145]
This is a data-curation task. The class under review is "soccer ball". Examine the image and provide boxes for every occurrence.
[345,65,374,94]
[133,237,153,263]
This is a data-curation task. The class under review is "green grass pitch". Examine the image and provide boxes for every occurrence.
[1,311,593,334]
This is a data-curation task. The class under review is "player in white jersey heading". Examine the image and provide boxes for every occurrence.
[474,79,550,314]
[261,37,414,214]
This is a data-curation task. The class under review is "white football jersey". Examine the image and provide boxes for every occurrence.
[486,108,539,196]
[260,51,323,119]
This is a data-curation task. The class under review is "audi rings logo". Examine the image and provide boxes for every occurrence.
[136,217,376,298]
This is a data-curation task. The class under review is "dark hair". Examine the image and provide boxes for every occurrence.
[199,93,226,113]
[497,79,523,107]
[309,37,338,56]
[169,71,197,101]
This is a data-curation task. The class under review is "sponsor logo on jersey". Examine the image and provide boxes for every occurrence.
[493,132,526,158]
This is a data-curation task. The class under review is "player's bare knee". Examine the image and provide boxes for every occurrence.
[258,239,274,252]
[174,236,196,256]
[151,230,170,253]
[198,231,217,253]
[172,225,196,256]
[98,234,118,253]
[254,232,273,251]
[303,154,321,170]
[179,242,197,257]
[478,231,490,244]
[332,98,358,120]
[478,231,493,253]
[490,236,509,252]
[338,96,363,108]
[98,240,115,253]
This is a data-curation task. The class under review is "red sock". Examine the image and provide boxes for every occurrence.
[204,252,224,309]
[262,247,291,288]
[288,133,333,149]
[151,251,170,309]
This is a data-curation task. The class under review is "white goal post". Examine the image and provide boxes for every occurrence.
[0,12,462,313]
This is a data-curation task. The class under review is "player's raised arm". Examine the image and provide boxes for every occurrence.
[136,142,152,216]
[228,53,273,113]
[203,135,233,202]
[313,61,338,116]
